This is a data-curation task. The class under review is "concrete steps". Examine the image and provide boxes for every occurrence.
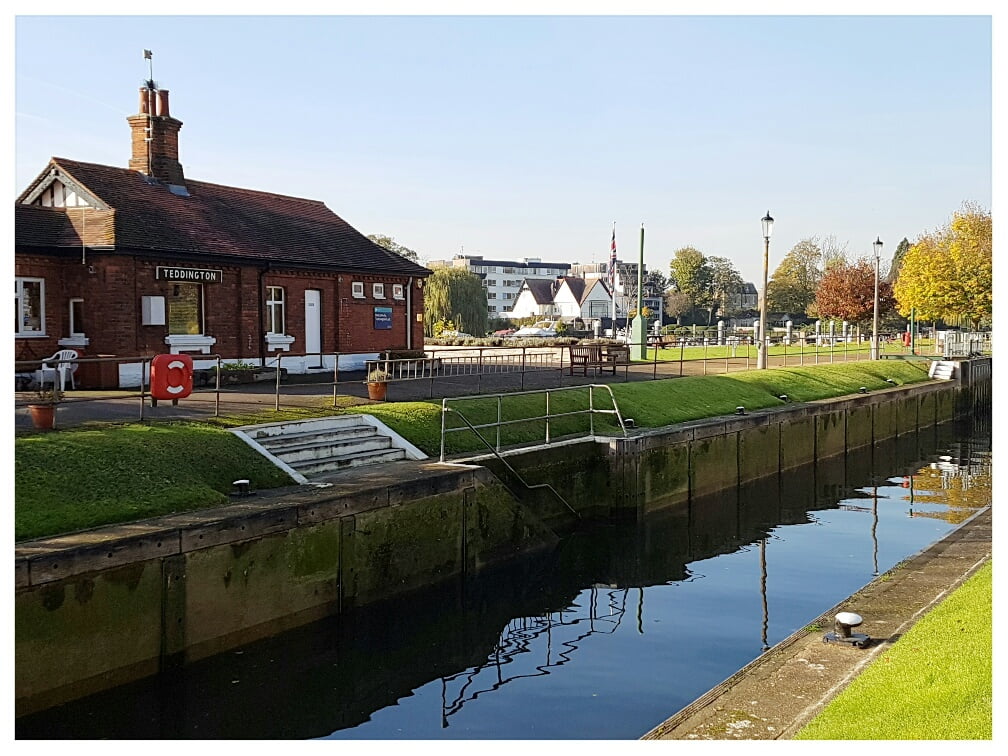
[231,415,427,484]
[929,361,957,380]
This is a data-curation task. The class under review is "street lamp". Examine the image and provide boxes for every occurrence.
[871,236,883,360]
[757,211,774,369]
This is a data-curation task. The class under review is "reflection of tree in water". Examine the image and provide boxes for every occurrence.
[903,444,991,523]
[440,586,629,727]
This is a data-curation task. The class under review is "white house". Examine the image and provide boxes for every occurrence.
[507,279,559,320]
[507,276,615,324]
[552,277,612,320]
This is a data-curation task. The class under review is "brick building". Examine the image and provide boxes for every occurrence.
[14,82,429,381]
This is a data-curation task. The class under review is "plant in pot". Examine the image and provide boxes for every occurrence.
[27,386,60,430]
[366,367,390,401]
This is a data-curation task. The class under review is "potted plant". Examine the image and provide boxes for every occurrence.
[27,387,60,430]
[365,367,390,401]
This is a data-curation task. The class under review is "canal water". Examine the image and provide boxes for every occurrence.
[17,415,991,740]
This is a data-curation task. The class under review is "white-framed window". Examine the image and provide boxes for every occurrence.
[352,281,365,298]
[487,292,497,300]
[266,286,286,334]
[392,284,404,300]
[69,298,84,337]
[485,279,497,286]
[15,277,45,336]
[373,283,385,299]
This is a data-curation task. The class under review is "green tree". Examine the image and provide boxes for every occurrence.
[423,267,488,337]
[707,256,744,323]
[767,237,827,317]
[887,238,911,283]
[893,203,992,328]
[815,260,895,326]
[668,247,713,324]
[367,234,420,262]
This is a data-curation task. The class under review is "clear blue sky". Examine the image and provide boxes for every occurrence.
[11,5,995,286]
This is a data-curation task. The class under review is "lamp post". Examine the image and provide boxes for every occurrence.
[871,236,883,360]
[757,211,774,369]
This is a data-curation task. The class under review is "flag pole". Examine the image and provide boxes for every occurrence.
[610,222,617,334]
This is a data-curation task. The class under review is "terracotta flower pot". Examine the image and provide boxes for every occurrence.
[366,381,388,401]
[28,403,56,430]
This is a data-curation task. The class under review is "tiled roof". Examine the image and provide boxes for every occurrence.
[558,276,587,304]
[523,278,557,304]
[16,158,430,277]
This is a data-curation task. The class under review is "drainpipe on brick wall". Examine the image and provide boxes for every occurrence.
[257,265,267,367]
[406,277,413,350]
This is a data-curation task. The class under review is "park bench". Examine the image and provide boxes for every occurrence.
[602,345,630,370]
[568,344,606,375]
[568,344,628,375]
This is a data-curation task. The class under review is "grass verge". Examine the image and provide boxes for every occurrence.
[15,360,931,541]
[795,560,992,740]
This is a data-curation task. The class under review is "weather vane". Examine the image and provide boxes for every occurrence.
[143,49,155,89]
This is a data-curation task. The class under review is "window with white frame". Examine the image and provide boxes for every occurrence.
[352,281,365,298]
[487,292,497,299]
[69,298,84,337]
[266,286,286,334]
[372,283,385,299]
[392,284,404,299]
[15,278,45,336]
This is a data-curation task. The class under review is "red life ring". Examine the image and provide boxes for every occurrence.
[150,353,194,400]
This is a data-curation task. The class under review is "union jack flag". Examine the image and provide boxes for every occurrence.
[608,227,617,293]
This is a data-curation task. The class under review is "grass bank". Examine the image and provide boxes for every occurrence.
[795,560,992,740]
[15,361,932,541]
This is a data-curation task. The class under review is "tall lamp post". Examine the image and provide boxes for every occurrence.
[871,236,883,360]
[757,211,774,369]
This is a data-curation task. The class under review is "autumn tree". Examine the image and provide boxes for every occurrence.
[663,290,691,324]
[423,267,488,337]
[893,204,992,328]
[815,260,895,325]
[367,234,420,262]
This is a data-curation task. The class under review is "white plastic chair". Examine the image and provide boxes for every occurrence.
[36,349,79,391]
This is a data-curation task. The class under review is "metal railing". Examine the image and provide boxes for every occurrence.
[439,384,628,463]
[442,407,580,519]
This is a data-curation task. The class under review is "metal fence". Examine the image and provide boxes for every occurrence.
[13,334,991,430]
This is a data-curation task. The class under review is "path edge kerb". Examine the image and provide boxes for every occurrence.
[640,505,992,740]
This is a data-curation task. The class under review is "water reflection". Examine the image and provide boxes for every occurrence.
[441,584,631,727]
[16,416,991,740]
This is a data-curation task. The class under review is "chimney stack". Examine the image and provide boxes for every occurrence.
[127,85,185,187]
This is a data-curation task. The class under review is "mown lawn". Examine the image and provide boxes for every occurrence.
[15,360,932,541]
[795,561,992,740]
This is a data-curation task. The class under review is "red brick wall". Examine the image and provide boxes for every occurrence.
[15,253,426,363]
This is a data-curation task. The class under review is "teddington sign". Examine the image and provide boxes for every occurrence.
[156,266,223,283]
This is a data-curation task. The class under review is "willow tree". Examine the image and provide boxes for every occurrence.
[423,267,488,337]
[893,204,992,328]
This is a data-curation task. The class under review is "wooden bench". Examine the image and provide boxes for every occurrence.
[602,345,630,369]
[568,345,606,375]
[569,344,628,375]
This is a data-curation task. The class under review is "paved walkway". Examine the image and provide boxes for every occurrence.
[14,350,874,433]
[642,506,992,740]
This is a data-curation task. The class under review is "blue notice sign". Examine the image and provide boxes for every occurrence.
[374,306,393,330]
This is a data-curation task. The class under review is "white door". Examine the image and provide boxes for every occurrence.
[305,289,322,365]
